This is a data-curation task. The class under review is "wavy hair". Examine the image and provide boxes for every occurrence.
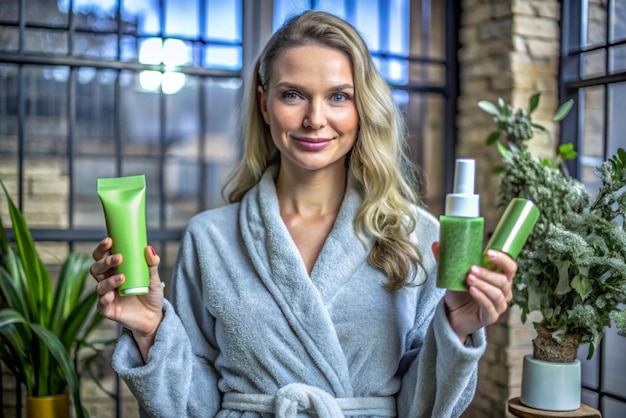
[223,10,425,290]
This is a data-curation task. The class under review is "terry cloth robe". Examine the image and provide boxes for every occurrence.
[112,166,487,418]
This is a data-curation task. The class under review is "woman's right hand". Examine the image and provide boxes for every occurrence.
[90,237,164,361]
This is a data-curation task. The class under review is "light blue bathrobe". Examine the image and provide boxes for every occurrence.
[112,167,486,417]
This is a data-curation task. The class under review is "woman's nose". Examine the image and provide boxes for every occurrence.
[303,100,327,129]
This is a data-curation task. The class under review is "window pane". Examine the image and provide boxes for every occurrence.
[273,0,310,29]
[73,33,118,60]
[165,0,200,38]
[120,71,160,157]
[586,0,607,48]
[355,0,380,50]
[602,314,626,398]
[581,389,600,409]
[602,396,626,417]
[405,93,444,215]
[206,0,242,42]
[581,86,605,158]
[316,0,347,19]
[164,74,201,227]
[582,49,606,78]
[74,156,117,228]
[27,1,68,25]
[608,82,626,157]
[26,65,69,154]
[75,68,117,154]
[122,0,160,36]
[203,45,242,70]
[610,0,626,42]
[22,156,69,228]
[25,28,68,54]
[579,344,600,389]
[0,27,19,52]
[0,64,18,213]
[610,44,626,73]
[203,77,242,209]
[1,0,18,20]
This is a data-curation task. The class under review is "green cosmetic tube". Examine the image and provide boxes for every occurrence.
[482,198,540,269]
[437,159,484,291]
[97,175,150,296]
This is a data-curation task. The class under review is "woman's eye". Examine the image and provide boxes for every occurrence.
[281,91,300,100]
[331,93,348,102]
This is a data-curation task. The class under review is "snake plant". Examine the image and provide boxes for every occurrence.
[0,179,105,418]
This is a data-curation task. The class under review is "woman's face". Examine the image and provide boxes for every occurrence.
[258,44,359,176]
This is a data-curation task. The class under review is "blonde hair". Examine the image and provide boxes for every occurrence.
[223,11,424,290]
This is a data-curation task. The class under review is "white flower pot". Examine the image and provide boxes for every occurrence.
[520,354,581,411]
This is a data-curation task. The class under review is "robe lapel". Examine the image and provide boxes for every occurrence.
[239,167,359,397]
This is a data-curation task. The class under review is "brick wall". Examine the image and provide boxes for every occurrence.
[457,1,561,417]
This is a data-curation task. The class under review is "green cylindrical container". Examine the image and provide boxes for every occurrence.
[437,216,485,291]
[97,175,150,296]
[482,198,540,269]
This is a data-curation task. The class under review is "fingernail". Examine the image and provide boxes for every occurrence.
[486,250,497,259]
[470,265,481,274]
[149,245,156,256]
[111,254,120,263]
[100,237,108,245]
[115,274,124,283]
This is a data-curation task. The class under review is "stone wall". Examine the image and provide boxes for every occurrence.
[457,1,561,417]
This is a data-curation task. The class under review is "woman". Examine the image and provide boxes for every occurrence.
[91,11,516,417]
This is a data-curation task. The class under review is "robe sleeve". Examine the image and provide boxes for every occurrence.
[395,207,486,418]
[111,227,222,418]
[395,273,486,418]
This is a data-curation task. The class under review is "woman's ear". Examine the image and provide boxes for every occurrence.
[257,85,270,125]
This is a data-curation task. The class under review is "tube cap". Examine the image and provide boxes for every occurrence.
[483,198,539,264]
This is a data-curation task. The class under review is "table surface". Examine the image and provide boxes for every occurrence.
[508,397,602,418]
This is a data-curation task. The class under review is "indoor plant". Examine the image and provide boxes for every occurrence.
[478,93,626,410]
[0,180,108,418]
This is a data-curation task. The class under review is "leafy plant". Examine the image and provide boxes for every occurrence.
[478,93,626,360]
[0,180,110,417]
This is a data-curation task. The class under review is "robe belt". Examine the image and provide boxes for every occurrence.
[222,383,397,417]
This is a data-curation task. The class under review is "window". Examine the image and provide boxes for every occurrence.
[561,0,626,415]
[0,0,458,415]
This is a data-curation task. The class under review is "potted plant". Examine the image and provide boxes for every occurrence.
[478,93,626,411]
[0,180,109,418]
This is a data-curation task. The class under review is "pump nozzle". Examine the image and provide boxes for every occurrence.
[445,159,480,217]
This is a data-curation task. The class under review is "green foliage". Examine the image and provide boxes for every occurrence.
[0,180,112,417]
[479,93,626,359]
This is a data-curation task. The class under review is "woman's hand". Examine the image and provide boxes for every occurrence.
[432,242,517,342]
[90,237,164,361]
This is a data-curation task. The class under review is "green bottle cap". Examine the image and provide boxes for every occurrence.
[483,198,540,265]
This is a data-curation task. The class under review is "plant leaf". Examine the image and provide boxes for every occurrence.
[552,99,574,122]
[486,130,501,146]
[478,100,501,116]
[529,92,541,114]
[30,323,87,418]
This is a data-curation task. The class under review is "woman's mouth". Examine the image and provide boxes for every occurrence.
[294,137,333,151]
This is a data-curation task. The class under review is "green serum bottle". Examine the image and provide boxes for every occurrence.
[437,159,484,291]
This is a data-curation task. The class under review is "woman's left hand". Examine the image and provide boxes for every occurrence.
[432,242,517,342]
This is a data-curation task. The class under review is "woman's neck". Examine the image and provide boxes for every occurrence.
[275,165,347,218]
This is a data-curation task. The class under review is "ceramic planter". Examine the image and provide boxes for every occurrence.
[26,391,70,418]
[520,354,581,411]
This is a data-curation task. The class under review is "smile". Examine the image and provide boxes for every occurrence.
[294,137,333,151]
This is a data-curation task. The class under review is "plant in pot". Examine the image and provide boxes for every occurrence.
[0,180,111,418]
[478,93,626,411]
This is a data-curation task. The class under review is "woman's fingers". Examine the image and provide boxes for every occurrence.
[90,253,123,281]
[145,245,163,291]
[92,237,112,261]
[96,273,125,296]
